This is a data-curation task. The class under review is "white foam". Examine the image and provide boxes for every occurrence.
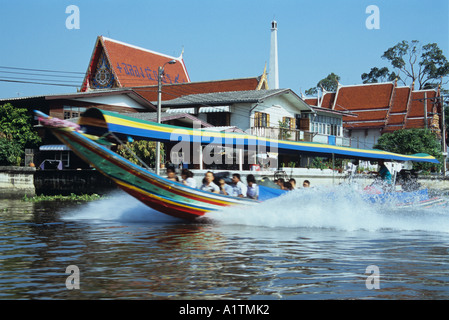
[61,190,179,223]
[207,185,449,233]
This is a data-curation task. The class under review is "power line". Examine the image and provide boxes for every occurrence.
[0,65,85,75]
[0,78,80,88]
[0,70,84,79]
[0,75,80,84]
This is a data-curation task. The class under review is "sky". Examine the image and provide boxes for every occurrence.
[0,0,448,99]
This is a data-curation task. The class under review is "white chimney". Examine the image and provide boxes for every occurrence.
[268,20,279,89]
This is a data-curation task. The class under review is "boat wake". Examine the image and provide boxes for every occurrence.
[59,186,449,233]
[207,184,449,233]
[61,190,181,224]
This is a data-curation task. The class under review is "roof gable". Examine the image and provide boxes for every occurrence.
[81,36,190,91]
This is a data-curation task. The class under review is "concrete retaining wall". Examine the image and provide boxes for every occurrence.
[0,166,36,199]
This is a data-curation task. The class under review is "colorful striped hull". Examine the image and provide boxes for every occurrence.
[49,127,258,221]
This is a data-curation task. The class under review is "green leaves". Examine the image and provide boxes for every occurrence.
[380,40,449,89]
[0,103,41,166]
[374,129,443,171]
[361,67,398,84]
[116,140,164,168]
[305,73,341,96]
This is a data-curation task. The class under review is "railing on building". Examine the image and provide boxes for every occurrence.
[249,127,350,147]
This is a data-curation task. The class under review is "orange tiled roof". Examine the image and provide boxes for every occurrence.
[132,77,264,102]
[304,92,335,109]
[389,87,411,113]
[81,36,190,91]
[312,82,443,133]
[334,83,394,111]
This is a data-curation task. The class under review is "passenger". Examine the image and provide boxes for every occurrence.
[231,173,247,197]
[303,180,310,188]
[166,168,179,182]
[246,174,259,200]
[218,178,233,196]
[277,178,285,190]
[377,160,392,184]
[181,169,196,188]
[284,182,293,191]
[200,171,219,193]
[288,178,297,189]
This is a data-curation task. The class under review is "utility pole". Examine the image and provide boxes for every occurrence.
[155,60,177,176]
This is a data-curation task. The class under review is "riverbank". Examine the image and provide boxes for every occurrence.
[0,166,36,199]
[1,166,449,199]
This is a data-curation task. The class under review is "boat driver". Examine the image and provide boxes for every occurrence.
[377,160,392,184]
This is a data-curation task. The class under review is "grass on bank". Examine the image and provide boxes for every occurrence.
[22,193,105,202]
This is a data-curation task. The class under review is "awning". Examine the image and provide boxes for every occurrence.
[198,106,230,113]
[78,108,440,164]
[165,108,196,114]
[39,145,71,151]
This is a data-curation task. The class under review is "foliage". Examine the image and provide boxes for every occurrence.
[116,140,164,168]
[361,67,398,84]
[278,120,292,140]
[305,73,340,96]
[374,129,443,171]
[0,136,22,166]
[310,157,329,170]
[22,193,103,202]
[0,103,41,166]
[362,40,449,89]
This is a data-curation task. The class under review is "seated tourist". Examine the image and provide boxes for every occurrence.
[246,174,259,200]
[200,171,219,193]
[181,169,196,188]
[277,178,285,190]
[231,173,247,197]
[284,182,293,191]
[288,178,297,189]
[166,168,179,182]
[218,178,233,195]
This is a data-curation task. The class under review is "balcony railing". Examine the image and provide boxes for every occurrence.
[249,126,350,147]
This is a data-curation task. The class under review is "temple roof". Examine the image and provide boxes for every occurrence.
[305,82,442,132]
[81,36,190,91]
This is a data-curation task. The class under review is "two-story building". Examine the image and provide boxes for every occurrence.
[156,88,346,169]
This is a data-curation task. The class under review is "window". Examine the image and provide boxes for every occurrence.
[282,117,296,130]
[206,112,230,127]
[310,114,342,136]
[63,106,86,119]
[254,112,270,127]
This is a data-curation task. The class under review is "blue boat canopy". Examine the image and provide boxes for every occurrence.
[77,108,440,164]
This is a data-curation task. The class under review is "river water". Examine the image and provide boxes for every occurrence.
[1,186,449,300]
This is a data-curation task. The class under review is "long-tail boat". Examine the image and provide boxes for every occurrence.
[35,108,444,221]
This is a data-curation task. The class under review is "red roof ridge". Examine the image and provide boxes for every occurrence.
[130,76,263,90]
[336,81,395,89]
[101,36,183,61]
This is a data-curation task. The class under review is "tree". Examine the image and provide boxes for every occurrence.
[0,103,41,166]
[278,120,291,140]
[305,73,340,96]
[374,129,443,172]
[116,140,164,168]
[361,67,398,84]
[362,40,449,89]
